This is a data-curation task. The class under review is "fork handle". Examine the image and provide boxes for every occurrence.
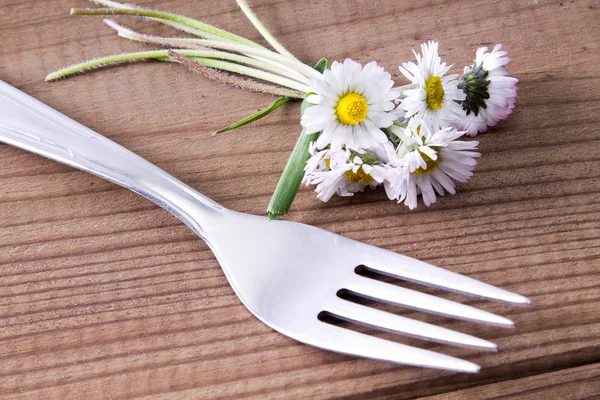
[0,80,223,235]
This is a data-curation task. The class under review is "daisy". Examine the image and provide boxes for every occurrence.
[303,142,395,202]
[389,122,480,209]
[301,59,399,151]
[399,41,466,130]
[457,44,518,136]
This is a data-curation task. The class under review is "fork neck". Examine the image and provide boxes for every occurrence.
[0,80,224,236]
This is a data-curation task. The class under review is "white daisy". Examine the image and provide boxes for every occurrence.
[303,142,395,202]
[457,44,518,136]
[389,122,480,210]
[399,41,466,130]
[301,59,399,151]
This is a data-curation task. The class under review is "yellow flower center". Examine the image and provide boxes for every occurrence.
[345,166,375,184]
[425,76,445,110]
[336,93,369,125]
[325,158,374,184]
[414,151,440,176]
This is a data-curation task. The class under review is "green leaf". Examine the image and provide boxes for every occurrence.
[213,96,291,135]
[267,126,318,220]
[313,58,331,73]
[266,59,329,220]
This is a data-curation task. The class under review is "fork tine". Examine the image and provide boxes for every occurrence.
[345,276,515,327]
[312,320,481,372]
[325,298,497,350]
[362,246,531,305]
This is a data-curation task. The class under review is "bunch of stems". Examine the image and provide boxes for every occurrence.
[47,0,324,219]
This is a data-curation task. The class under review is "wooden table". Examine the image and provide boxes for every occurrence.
[1,0,599,398]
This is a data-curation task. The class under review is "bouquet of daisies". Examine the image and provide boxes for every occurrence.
[301,42,517,210]
[47,0,518,218]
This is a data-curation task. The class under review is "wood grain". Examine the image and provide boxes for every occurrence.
[421,363,600,400]
[0,0,599,398]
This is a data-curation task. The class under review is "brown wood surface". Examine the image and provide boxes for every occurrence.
[0,0,599,398]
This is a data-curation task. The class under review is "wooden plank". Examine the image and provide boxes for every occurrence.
[420,363,600,400]
[0,0,598,398]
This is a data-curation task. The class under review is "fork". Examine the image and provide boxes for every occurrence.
[0,80,530,373]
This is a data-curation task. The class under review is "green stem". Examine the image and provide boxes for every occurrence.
[104,19,309,85]
[98,2,245,43]
[91,0,263,46]
[267,128,318,220]
[71,7,261,48]
[236,0,297,60]
[265,60,332,219]
[46,49,310,93]
[184,52,308,87]
[181,56,310,93]
[99,14,318,80]
[169,51,304,98]
[162,39,320,79]
[241,55,309,84]
[265,59,332,219]
[45,51,169,81]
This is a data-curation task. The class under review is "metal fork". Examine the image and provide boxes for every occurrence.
[0,80,530,373]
